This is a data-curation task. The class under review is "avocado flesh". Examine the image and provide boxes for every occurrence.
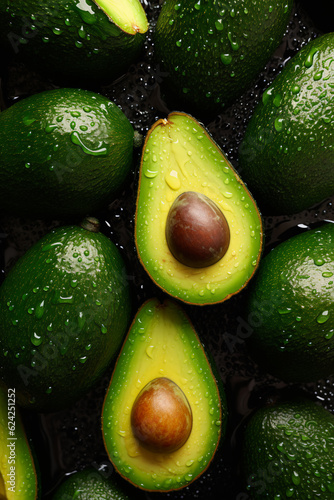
[135,112,263,305]
[154,0,293,114]
[242,398,334,499]
[0,390,38,499]
[239,32,334,215]
[245,222,334,383]
[0,0,148,85]
[95,0,148,34]
[102,298,227,492]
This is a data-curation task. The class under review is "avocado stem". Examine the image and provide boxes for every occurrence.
[80,216,100,233]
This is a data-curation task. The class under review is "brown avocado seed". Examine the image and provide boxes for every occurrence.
[131,377,192,454]
[165,191,230,268]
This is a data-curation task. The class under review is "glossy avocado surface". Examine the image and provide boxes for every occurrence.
[154,0,293,114]
[239,32,334,215]
[245,222,334,383]
[102,298,227,492]
[0,218,132,412]
[0,87,135,218]
[0,0,148,86]
[52,467,141,499]
[0,388,39,499]
[135,112,263,305]
[241,397,334,499]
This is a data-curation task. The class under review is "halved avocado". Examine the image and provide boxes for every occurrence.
[102,298,227,492]
[0,389,39,499]
[135,112,263,305]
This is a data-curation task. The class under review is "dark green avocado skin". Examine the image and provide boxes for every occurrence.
[238,32,334,215]
[0,0,146,85]
[154,0,293,114]
[0,222,132,412]
[0,87,135,218]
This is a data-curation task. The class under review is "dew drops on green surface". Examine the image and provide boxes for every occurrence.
[101,325,107,334]
[278,307,292,315]
[304,46,319,68]
[144,168,158,178]
[322,271,333,278]
[275,117,284,132]
[273,94,282,107]
[31,332,43,346]
[52,27,62,35]
[325,330,334,340]
[221,53,232,65]
[317,310,330,324]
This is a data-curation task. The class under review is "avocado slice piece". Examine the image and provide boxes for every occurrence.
[0,88,135,218]
[135,112,263,305]
[0,217,132,412]
[241,397,334,498]
[154,0,293,114]
[244,222,334,383]
[0,388,39,499]
[239,32,334,215]
[102,298,227,492]
[0,0,148,85]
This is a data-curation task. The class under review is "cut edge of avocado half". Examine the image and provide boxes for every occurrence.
[0,390,38,499]
[102,298,226,492]
[135,112,263,305]
[94,0,148,34]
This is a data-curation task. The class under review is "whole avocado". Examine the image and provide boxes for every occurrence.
[244,222,334,383]
[241,397,334,499]
[154,0,293,114]
[0,0,148,86]
[0,88,136,218]
[0,217,132,412]
[239,32,334,215]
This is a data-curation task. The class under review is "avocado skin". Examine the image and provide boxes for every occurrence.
[0,221,132,412]
[154,0,293,114]
[241,398,334,499]
[0,88,134,218]
[0,0,146,86]
[244,222,334,383]
[239,32,334,215]
[52,467,142,500]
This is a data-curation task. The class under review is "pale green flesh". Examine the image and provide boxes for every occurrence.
[95,0,148,34]
[102,298,223,491]
[135,113,263,305]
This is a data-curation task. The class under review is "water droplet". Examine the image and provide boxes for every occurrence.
[165,170,181,190]
[146,345,154,358]
[273,94,282,107]
[144,167,158,178]
[317,310,330,324]
[35,300,45,319]
[31,332,42,346]
[322,271,333,278]
[221,53,232,65]
[101,325,107,334]
[304,46,319,68]
[314,258,325,266]
[278,307,292,315]
[274,117,284,132]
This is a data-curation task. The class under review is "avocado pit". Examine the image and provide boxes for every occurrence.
[165,191,230,268]
[131,377,192,453]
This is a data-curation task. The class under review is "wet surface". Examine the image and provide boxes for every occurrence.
[0,1,333,498]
